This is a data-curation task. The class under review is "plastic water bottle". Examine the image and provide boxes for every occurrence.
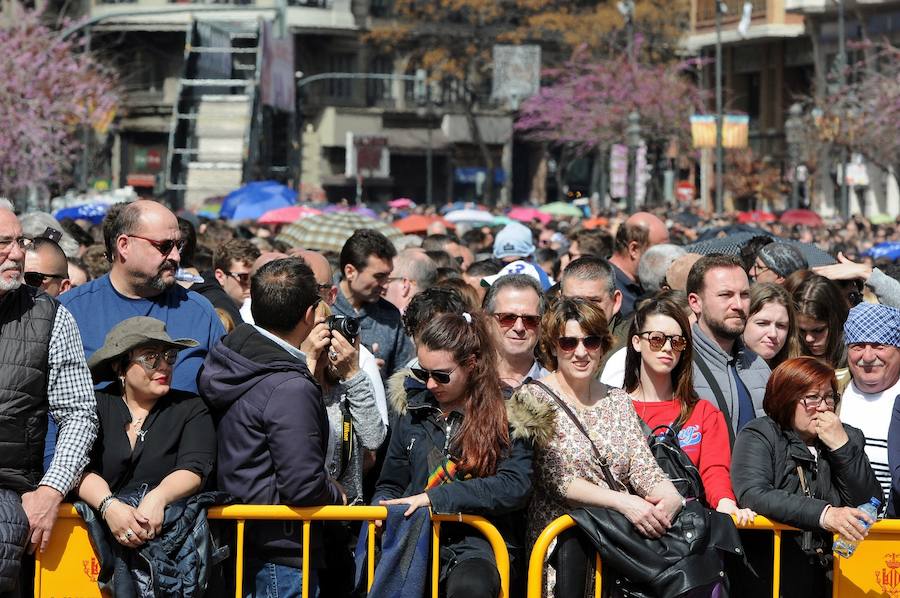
[175,269,204,284]
[832,497,881,558]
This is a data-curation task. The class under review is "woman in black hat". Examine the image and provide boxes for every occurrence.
[78,316,216,547]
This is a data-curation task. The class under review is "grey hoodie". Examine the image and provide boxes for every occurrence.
[691,322,771,438]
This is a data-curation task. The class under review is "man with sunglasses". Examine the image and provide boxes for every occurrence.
[0,208,98,565]
[212,238,260,311]
[483,274,549,396]
[24,237,71,297]
[61,200,225,397]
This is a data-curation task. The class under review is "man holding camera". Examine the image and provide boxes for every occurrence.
[199,257,346,597]
[332,229,414,380]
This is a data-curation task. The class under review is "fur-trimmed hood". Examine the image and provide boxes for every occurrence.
[387,368,555,444]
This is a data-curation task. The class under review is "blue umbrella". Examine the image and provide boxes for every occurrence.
[220,181,297,221]
[53,203,110,225]
[865,242,900,261]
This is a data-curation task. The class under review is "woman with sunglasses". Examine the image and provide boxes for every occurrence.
[626,297,755,525]
[79,316,216,549]
[375,311,539,598]
[731,357,882,597]
[517,297,683,597]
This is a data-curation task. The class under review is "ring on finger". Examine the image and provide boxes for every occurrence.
[125,529,134,540]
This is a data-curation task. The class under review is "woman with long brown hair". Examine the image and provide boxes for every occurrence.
[625,296,755,524]
[742,282,797,369]
[375,310,538,598]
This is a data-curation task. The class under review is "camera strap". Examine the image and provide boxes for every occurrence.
[338,399,353,480]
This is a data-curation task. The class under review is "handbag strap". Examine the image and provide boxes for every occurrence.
[529,379,624,492]
[796,465,812,499]
[693,352,736,447]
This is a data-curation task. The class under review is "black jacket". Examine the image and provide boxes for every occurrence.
[0,490,28,593]
[376,375,545,570]
[731,416,883,597]
[198,324,342,566]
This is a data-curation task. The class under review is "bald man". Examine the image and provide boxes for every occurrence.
[60,200,225,395]
[25,237,72,297]
[608,212,669,317]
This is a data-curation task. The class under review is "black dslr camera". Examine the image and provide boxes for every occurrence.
[326,315,360,344]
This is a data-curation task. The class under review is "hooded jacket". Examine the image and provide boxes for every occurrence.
[197,324,342,566]
[378,370,552,572]
[691,323,771,438]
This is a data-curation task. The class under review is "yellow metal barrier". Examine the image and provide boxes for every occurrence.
[34,504,509,598]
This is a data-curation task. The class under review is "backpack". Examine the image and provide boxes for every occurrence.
[639,420,707,506]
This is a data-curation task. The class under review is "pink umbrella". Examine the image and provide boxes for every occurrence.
[508,206,551,225]
[388,198,416,209]
[257,205,322,225]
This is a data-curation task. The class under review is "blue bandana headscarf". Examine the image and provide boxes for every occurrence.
[844,302,900,347]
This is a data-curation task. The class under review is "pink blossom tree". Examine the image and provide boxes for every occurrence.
[0,11,119,200]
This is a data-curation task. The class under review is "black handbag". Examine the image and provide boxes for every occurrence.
[532,380,748,597]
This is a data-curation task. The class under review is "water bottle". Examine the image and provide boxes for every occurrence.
[175,269,204,284]
[832,497,881,558]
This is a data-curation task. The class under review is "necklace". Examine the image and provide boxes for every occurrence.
[122,395,149,442]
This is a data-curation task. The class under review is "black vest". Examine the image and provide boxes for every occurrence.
[0,285,57,493]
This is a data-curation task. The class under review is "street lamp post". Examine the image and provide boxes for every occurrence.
[617,0,636,66]
[785,103,804,210]
[836,0,849,218]
[714,0,726,214]
[626,111,642,214]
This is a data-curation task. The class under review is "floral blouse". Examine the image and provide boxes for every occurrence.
[521,383,668,547]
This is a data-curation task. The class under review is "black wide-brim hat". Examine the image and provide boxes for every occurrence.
[87,316,198,382]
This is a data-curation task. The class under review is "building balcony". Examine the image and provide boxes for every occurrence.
[695,0,767,27]
[89,0,355,31]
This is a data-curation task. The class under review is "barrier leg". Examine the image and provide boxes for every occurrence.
[33,553,41,598]
[595,553,603,598]
[302,520,310,598]
[772,530,781,598]
[235,520,245,598]
[431,521,441,598]
[367,521,376,592]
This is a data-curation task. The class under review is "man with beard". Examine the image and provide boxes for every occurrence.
[686,255,771,444]
[0,209,97,571]
[60,200,225,395]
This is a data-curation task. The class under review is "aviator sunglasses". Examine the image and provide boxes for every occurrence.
[410,366,458,385]
[638,331,688,352]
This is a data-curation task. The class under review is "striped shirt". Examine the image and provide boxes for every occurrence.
[840,378,900,504]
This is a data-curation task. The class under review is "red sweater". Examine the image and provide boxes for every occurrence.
[631,398,735,508]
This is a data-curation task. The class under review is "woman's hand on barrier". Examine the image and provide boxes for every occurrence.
[136,490,166,538]
[105,501,150,548]
[823,506,873,542]
[615,494,669,538]
[716,498,756,525]
[815,411,849,451]
[380,492,431,517]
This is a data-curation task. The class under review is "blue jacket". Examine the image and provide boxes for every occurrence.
[198,324,342,566]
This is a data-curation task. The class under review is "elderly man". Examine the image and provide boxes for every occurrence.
[61,200,225,394]
[0,209,97,563]
[24,237,72,297]
[687,255,770,444]
[840,303,900,505]
[483,274,549,396]
[748,243,808,284]
[608,212,669,317]
[332,229,414,379]
[636,243,687,295]
[382,248,437,314]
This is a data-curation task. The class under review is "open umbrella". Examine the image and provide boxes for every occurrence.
[779,209,823,227]
[276,212,402,253]
[508,207,551,225]
[257,205,322,225]
[388,198,416,209]
[737,210,776,224]
[393,214,453,234]
[686,232,836,267]
[864,242,900,261]
[445,209,494,224]
[53,203,110,225]
[539,202,584,218]
[870,213,897,225]
[439,201,486,215]
[582,217,609,230]
[220,181,297,221]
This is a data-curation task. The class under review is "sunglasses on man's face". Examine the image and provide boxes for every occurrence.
[127,234,186,257]
[23,271,66,287]
[410,366,457,385]
[638,331,688,352]
[226,271,251,286]
[492,312,541,330]
[557,336,604,352]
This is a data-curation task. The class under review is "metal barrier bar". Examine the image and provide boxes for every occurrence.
[527,515,800,598]
[36,504,509,598]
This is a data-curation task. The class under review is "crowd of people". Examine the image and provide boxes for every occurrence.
[1,198,899,598]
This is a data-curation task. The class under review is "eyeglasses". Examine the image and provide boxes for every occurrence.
[23,271,66,287]
[752,262,771,277]
[410,366,458,385]
[638,331,688,352]
[492,312,541,330]
[132,349,179,371]
[0,236,32,252]
[801,393,838,410]
[225,271,251,286]
[557,336,605,352]
[316,282,333,297]
[126,235,185,257]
